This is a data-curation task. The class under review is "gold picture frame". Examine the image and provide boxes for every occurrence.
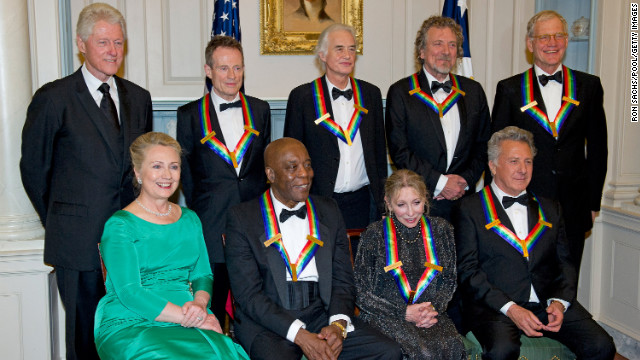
[260,0,363,55]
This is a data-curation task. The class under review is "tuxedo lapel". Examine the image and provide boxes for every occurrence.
[358,84,374,156]
[315,220,332,306]
[451,87,468,163]
[321,77,340,149]
[491,190,517,234]
[73,72,121,163]
[418,71,447,152]
[263,230,290,307]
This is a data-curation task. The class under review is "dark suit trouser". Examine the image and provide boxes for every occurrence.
[56,267,105,360]
[471,303,615,360]
[211,262,230,323]
[249,299,402,360]
[567,231,587,277]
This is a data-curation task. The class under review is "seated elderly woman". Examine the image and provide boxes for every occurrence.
[354,169,466,360]
[94,132,248,359]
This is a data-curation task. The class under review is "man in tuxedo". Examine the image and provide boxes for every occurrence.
[177,36,271,324]
[284,23,387,237]
[491,10,608,273]
[20,3,152,359]
[386,15,490,221]
[453,126,615,360]
[225,138,401,360]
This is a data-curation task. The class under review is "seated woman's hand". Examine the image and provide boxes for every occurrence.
[181,300,208,328]
[197,314,223,334]
[406,302,439,328]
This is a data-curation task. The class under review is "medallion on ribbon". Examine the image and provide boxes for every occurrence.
[383,216,442,304]
[199,93,260,168]
[479,186,552,258]
[408,72,465,118]
[311,77,368,146]
[520,66,580,137]
[260,189,323,282]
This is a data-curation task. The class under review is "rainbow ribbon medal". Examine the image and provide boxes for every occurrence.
[383,216,443,304]
[408,72,465,118]
[199,93,260,168]
[311,77,368,146]
[520,66,580,137]
[479,186,552,257]
[260,189,324,282]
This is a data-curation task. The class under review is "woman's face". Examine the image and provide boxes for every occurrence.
[135,145,180,200]
[386,186,425,228]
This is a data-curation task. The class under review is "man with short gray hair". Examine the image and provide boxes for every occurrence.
[20,3,152,358]
[284,24,387,244]
[453,126,615,360]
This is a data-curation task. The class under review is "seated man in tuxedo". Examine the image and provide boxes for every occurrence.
[225,138,401,360]
[453,126,615,360]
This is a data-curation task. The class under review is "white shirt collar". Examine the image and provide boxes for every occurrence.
[81,64,115,92]
[210,90,240,111]
[534,63,563,77]
[325,75,352,93]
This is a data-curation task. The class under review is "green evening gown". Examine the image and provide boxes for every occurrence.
[94,208,249,360]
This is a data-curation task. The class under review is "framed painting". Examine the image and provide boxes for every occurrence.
[260,0,363,55]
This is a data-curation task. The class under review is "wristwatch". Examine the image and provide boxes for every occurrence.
[331,321,347,339]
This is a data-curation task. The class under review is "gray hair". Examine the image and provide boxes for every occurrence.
[488,126,537,163]
[526,10,568,38]
[315,24,356,71]
[414,16,464,66]
[77,3,126,42]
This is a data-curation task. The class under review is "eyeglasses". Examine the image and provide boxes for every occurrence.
[531,32,568,44]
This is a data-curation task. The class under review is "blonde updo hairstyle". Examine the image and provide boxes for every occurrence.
[130,132,182,190]
[384,169,431,215]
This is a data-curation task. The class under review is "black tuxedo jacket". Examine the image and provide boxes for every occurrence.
[284,76,387,214]
[386,70,490,219]
[452,190,590,323]
[20,68,152,271]
[177,94,271,263]
[225,194,355,351]
[491,67,608,235]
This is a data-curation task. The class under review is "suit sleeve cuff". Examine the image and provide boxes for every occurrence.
[329,314,354,332]
[286,319,306,343]
[547,298,570,312]
[434,175,448,197]
[500,301,516,316]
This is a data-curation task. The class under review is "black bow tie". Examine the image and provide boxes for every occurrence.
[502,194,529,209]
[220,100,241,111]
[538,71,563,86]
[332,87,353,100]
[280,205,307,223]
[431,80,452,93]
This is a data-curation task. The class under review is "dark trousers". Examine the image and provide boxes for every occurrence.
[566,231,586,277]
[56,267,105,360]
[249,299,402,360]
[471,303,616,360]
[333,185,375,257]
[211,262,230,323]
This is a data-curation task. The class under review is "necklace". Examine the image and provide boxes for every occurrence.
[135,199,172,217]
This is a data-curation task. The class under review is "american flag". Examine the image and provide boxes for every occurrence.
[442,0,473,78]
[212,0,241,40]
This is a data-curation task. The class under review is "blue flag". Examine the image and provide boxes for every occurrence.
[442,0,473,78]
[207,0,242,92]
[212,0,241,39]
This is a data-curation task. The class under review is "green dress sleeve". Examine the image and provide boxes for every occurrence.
[101,215,171,320]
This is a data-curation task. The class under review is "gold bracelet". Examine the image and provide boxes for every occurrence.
[330,321,347,339]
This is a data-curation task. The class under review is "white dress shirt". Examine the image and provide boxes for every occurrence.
[423,69,461,197]
[270,193,353,342]
[326,77,369,193]
[82,64,120,122]
[535,64,563,139]
[490,182,570,315]
[210,91,244,174]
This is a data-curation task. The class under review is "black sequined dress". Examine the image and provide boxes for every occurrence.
[354,214,466,360]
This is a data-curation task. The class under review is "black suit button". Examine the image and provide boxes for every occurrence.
[239,177,244,182]
[333,158,339,161]
[330,181,335,185]
[551,170,557,175]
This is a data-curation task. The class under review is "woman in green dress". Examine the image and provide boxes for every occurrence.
[94,132,248,359]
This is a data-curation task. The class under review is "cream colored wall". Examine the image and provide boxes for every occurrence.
[51,0,534,104]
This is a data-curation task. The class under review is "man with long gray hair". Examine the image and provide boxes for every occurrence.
[284,24,387,253]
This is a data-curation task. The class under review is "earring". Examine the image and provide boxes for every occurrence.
[137,178,142,185]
